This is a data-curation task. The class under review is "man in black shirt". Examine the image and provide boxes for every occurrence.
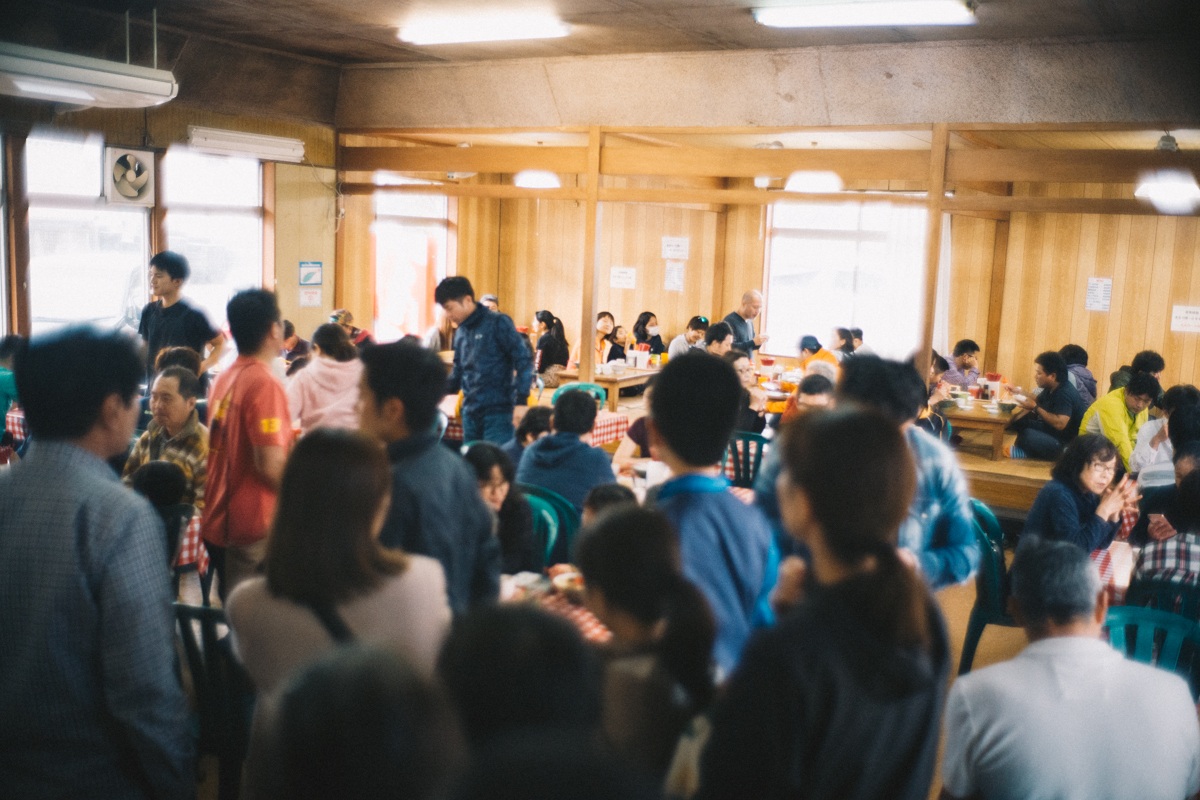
[1006,351,1086,460]
[722,290,769,356]
[138,251,224,382]
[281,320,311,364]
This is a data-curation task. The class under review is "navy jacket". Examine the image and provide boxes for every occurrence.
[499,436,526,473]
[723,311,759,355]
[1024,478,1120,553]
[378,433,501,615]
[514,431,615,512]
[447,304,535,417]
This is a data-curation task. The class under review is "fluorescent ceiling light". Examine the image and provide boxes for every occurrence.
[12,78,94,102]
[187,126,306,163]
[785,171,844,193]
[1135,170,1200,215]
[0,42,177,109]
[514,170,561,189]
[399,12,570,45]
[754,0,975,28]
[754,176,772,189]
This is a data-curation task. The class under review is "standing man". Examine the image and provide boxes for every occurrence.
[435,276,535,445]
[723,290,769,356]
[139,250,225,382]
[202,289,293,600]
[0,328,193,797]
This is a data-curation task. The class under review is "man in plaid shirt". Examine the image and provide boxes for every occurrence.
[1133,461,1200,587]
[122,366,209,508]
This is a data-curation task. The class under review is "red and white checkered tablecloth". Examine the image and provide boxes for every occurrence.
[1090,509,1138,605]
[728,486,756,505]
[538,591,612,644]
[723,439,770,481]
[177,514,210,577]
[6,406,27,444]
[445,410,629,448]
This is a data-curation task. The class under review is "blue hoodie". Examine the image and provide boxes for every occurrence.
[514,431,615,512]
[447,304,536,417]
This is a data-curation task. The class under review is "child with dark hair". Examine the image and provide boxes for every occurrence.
[500,405,553,472]
[581,483,638,526]
[130,459,187,508]
[515,390,616,513]
[464,443,537,575]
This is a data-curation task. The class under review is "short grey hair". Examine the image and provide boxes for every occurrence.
[805,361,837,383]
[1010,536,1102,626]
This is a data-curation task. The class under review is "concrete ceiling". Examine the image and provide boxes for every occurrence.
[7,0,1197,66]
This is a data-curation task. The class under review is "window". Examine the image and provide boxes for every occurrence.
[373,179,451,343]
[762,199,928,361]
[162,147,263,332]
[25,130,148,336]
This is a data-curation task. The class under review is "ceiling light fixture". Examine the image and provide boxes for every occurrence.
[785,171,844,193]
[514,170,561,189]
[1133,134,1200,215]
[754,0,975,28]
[399,12,570,45]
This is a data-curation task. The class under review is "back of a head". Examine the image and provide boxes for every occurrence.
[1175,469,1200,535]
[1170,403,1200,454]
[516,406,554,442]
[359,340,448,432]
[798,373,834,398]
[837,356,925,425]
[464,441,514,484]
[1131,350,1166,375]
[435,276,475,305]
[1161,385,1200,414]
[227,289,280,355]
[553,389,597,435]
[130,460,187,508]
[849,328,863,342]
[1059,344,1088,367]
[952,339,980,358]
[15,327,143,440]
[581,483,637,520]
[0,334,27,363]
[270,646,465,800]
[1127,371,1162,401]
[1010,536,1100,629]
[651,352,741,467]
[1034,351,1069,384]
[437,605,602,747]
[930,351,950,374]
[155,345,202,375]
[150,250,189,282]
[312,322,358,362]
[704,322,732,347]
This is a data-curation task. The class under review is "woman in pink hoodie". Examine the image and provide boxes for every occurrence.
[286,323,364,434]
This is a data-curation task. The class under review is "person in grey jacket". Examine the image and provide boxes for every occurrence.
[358,340,500,616]
[436,276,535,445]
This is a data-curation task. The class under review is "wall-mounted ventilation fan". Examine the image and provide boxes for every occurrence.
[105,147,155,205]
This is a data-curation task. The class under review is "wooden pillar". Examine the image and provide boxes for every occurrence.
[262,161,276,291]
[151,150,167,256]
[917,123,949,383]
[578,126,603,382]
[4,132,31,336]
[982,218,1010,374]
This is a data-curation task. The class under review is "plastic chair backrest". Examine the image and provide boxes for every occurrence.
[159,503,194,568]
[516,483,581,565]
[721,432,768,489]
[522,492,559,571]
[1105,606,1200,684]
[971,499,1006,552]
[972,521,1010,619]
[1126,579,1200,622]
[552,382,608,407]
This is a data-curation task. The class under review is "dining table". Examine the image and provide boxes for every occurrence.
[557,366,658,412]
[942,403,1014,461]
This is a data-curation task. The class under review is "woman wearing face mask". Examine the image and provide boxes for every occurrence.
[571,311,616,368]
[632,312,667,356]
[533,310,570,388]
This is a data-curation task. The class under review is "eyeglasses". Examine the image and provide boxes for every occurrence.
[1085,460,1117,477]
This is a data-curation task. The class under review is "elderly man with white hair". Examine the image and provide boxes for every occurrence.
[941,535,1200,800]
[722,290,768,356]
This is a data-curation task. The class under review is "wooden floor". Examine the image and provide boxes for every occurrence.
[955,429,1052,512]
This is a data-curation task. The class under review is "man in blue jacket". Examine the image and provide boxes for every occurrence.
[436,277,535,445]
[515,389,616,513]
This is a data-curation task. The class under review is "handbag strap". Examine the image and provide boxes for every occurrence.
[305,600,355,643]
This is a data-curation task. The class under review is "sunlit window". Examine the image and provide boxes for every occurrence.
[25,131,103,197]
[373,179,451,344]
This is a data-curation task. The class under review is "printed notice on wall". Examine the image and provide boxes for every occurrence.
[664,261,685,293]
[299,287,322,307]
[610,267,637,290]
[1171,305,1200,333]
[662,237,690,260]
[299,261,323,286]
[1085,277,1112,312]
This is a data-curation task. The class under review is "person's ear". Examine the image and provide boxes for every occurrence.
[185,396,197,413]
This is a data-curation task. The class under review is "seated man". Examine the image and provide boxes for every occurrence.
[122,366,209,509]
[1129,436,1200,549]
[942,536,1200,800]
[1059,344,1097,406]
[1131,384,1200,488]
[943,339,980,389]
[780,373,834,424]
[1005,351,1087,461]
[500,405,553,473]
[704,322,734,357]
[358,339,500,616]
[797,335,838,371]
[1133,466,1200,588]
[667,316,709,360]
[515,389,616,513]
[647,353,777,678]
[1080,371,1161,471]
[1109,349,1165,394]
[281,319,311,364]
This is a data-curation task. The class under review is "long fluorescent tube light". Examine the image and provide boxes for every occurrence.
[754,0,975,28]
[514,170,562,189]
[0,42,177,109]
[399,12,570,45]
[12,78,94,102]
[187,126,306,163]
[1135,170,1200,216]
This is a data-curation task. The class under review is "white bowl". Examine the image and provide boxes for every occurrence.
[610,362,627,376]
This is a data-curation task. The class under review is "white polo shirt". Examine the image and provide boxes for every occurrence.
[942,636,1200,800]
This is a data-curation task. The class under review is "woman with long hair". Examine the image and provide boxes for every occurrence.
[227,429,451,695]
[286,323,363,434]
[422,308,456,352]
[632,311,666,355]
[534,310,570,388]
[830,327,856,362]
[571,311,615,368]
[699,407,950,800]
[464,442,538,574]
[576,505,715,778]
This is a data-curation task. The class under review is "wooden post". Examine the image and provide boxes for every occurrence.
[917,123,949,384]
[4,132,31,336]
[983,219,1010,374]
[578,126,603,383]
[262,161,276,291]
[151,150,167,256]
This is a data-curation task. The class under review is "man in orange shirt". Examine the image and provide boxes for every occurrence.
[202,289,293,600]
[797,335,839,371]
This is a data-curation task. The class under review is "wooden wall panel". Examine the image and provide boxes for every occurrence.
[722,179,769,330]
[336,194,375,328]
[947,214,997,352]
[275,164,337,339]
[455,175,502,297]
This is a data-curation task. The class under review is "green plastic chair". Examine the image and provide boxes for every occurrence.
[522,492,560,571]
[1105,606,1200,700]
[958,502,1019,675]
[174,603,255,800]
[552,382,608,408]
[1126,579,1200,623]
[517,483,581,565]
[720,432,768,489]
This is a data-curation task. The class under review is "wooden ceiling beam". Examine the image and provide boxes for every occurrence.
[943,194,1198,216]
[600,147,930,181]
[946,149,1200,184]
[341,146,589,174]
[342,182,588,200]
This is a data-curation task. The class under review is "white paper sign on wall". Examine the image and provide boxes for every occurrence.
[662,237,690,260]
[299,261,323,286]
[610,267,637,290]
[1085,277,1111,311]
[664,261,685,292]
[299,287,322,307]
[1171,305,1200,333]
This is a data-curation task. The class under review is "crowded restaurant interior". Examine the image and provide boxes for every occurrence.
[1,1,1200,798]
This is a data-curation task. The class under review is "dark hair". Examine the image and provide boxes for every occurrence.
[157,366,201,401]
[266,429,407,606]
[287,356,311,377]
[838,356,925,424]
[1051,433,1118,487]
[1059,344,1088,366]
[434,276,474,305]
[930,351,950,375]
[1126,372,1162,401]
[359,341,448,432]
[798,374,834,396]
[1034,351,1069,384]
[0,334,26,362]
[437,605,602,746]
[685,316,709,332]
[1161,384,1200,414]
[576,507,715,711]
[780,406,929,648]
[464,442,528,562]
[849,328,863,341]
[154,345,201,375]
[270,646,465,800]
[721,350,749,368]
[1175,470,1200,535]
[15,327,142,440]
[581,483,637,517]
[465,441,515,486]
[283,320,296,340]
[553,389,598,435]
[516,406,554,445]
[1169,404,1200,454]
[130,460,186,508]
[1174,440,1200,467]
[312,323,358,362]
[605,326,626,346]
[704,322,733,347]
[632,312,657,341]
[535,311,568,352]
[227,289,280,355]
[1131,350,1165,375]
[150,250,189,282]
[650,352,740,467]
[834,328,855,354]
[952,339,980,357]
[596,311,615,324]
